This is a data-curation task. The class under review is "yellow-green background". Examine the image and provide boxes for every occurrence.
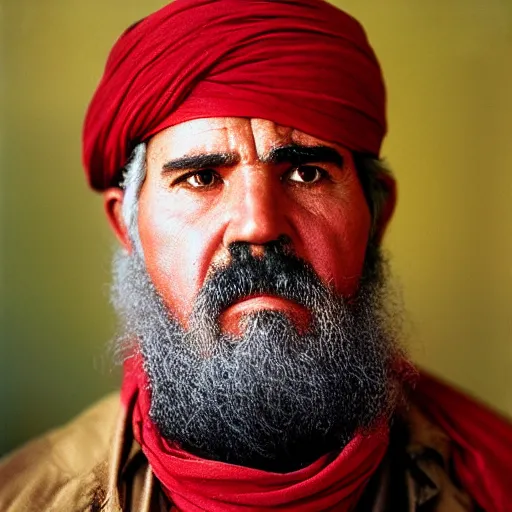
[1,0,511,456]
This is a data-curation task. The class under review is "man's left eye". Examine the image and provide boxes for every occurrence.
[287,165,325,184]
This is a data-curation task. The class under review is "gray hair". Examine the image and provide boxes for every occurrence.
[120,143,147,253]
[119,142,393,243]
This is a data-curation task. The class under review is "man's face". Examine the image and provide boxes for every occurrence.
[109,117,401,472]
[137,117,372,332]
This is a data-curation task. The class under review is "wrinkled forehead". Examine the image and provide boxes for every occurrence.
[146,117,348,164]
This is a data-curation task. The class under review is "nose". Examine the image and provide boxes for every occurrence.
[223,166,292,247]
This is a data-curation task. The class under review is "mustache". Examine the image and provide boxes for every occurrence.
[190,237,335,324]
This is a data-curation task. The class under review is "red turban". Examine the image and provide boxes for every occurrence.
[83,0,387,191]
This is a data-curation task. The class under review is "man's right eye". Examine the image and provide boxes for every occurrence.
[185,170,219,188]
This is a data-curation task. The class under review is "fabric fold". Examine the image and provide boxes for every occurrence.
[83,0,386,191]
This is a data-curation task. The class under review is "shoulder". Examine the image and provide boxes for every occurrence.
[0,392,121,512]
[407,370,512,511]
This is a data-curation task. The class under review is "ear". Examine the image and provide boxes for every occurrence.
[104,187,133,252]
[373,173,397,244]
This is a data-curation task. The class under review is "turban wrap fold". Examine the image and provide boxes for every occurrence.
[83,0,387,191]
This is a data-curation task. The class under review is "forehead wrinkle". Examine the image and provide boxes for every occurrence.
[154,122,235,162]
[178,124,231,155]
[226,119,259,165]
[250,119,292,162]
[289,128,339,151]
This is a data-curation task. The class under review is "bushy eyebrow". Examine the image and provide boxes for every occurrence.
[262,144,344,167]
[161,144,343,174]
[162,152,239,174]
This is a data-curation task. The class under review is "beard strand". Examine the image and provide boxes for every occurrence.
[111,240,405,472]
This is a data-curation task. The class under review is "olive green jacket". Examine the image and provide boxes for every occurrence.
[0,393,477,511]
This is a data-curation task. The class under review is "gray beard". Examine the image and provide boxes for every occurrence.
[111,240,405,472]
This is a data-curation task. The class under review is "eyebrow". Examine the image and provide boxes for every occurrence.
[262,144,344,167]
[161,143,344,174]
[162,152,239,174]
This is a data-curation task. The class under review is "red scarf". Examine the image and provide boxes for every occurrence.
[121,355,389,511]
[122,356,512,511]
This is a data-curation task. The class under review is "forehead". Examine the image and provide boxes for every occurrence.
[146,117,347,162]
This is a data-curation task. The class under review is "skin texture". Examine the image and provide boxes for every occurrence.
[105,117,395,331]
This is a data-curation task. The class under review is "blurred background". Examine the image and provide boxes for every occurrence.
[1,0,511,456]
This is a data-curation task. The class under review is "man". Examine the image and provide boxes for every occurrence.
[1,0,511,510]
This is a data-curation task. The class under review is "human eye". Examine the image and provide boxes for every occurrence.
[176,169,220,188]
[286,165,327,184]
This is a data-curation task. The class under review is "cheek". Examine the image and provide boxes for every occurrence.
[137,187,222,326]
[136,171,371,321]
[293,185,371,296]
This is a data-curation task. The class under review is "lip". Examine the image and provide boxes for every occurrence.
[228,294,301,313]
[219,294,311,335]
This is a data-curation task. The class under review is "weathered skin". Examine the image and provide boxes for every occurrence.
[104,117,395,333]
